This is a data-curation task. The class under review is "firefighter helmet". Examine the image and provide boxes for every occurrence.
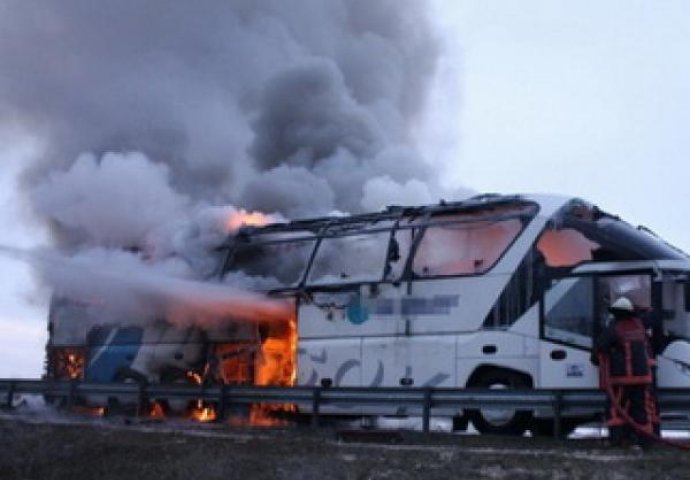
[609,296,635,316]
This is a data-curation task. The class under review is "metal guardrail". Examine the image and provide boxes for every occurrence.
[2,379,690,438]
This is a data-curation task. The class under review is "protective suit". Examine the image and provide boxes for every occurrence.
[595,297,657,447]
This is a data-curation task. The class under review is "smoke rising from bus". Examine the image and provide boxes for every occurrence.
[0,1,460,323]
[0,244,292,328]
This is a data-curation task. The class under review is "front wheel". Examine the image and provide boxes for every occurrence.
[467,370,532,436]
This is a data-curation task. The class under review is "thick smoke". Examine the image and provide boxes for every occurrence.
[0,1,449,324]
[0,1,441,223]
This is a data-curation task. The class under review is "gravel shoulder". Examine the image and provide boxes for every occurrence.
[1,413,689,480]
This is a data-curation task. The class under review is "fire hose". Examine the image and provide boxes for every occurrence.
[599,354,690,450]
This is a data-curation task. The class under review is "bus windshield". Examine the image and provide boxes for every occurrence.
[538,201,686,267]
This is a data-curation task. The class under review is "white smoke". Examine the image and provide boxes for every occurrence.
[31,152,189,249]
[0,1,453,327]
[0,245,291,329]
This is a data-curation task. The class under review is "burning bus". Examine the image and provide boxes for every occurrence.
[45,194,690,433]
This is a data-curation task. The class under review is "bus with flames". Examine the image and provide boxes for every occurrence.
[45,194,690,434]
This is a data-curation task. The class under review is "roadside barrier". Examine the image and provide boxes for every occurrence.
[2,378,690,439]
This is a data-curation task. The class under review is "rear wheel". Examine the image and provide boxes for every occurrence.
[467,370,532,436]
[159,368,199,416]
[107,369,149,415]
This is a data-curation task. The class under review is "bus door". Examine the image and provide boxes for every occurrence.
[539,273,655,388]
[539,275,599,388]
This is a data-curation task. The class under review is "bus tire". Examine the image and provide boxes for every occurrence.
[467,369,532,436]
[159,368,198,416]
[108,368,149,415]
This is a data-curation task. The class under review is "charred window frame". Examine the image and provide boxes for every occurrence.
[220,231,319,290]
[217,198,539,292]
[305,220,397,287]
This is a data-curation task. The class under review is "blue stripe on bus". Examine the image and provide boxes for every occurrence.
[85,326,144,382]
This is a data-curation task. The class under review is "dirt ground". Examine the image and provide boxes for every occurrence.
[2,412,690,480]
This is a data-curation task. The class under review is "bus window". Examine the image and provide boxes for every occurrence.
[537,228,600,267]
[548,201,686,262]
[412,218,523,277]
[307,231,391,285]
[599,275,651,311]
[385,225,415,280]
[227,234,316,288]
[544,277,594,348]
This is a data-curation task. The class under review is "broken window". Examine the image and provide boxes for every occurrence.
[412,217,524,277]
[537,228,601,267]
[226,232,316,288]
[307,231,391,285]
[544,201,687,264]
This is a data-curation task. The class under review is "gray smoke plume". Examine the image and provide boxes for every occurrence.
[1,1,441,228]
[0,1,449,324]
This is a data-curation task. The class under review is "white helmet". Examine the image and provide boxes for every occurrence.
[609,296,635,315]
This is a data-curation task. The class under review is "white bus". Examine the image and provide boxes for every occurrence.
[220,193,690,434]
[47,194,690,434]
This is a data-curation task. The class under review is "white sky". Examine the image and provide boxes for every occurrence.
[2,1,690,377]
[428,0,690,252]
[0,139,49,377]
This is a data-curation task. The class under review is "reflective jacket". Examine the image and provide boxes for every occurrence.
[597,316,653,386]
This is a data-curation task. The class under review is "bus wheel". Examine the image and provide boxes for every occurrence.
[159,368,199,416]
[108,369,149,415]
[467,370,531,436]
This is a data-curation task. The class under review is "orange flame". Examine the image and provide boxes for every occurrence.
[254,313,297,387]
[189,401,217,423]
[50,347,86,380]
[183,369,218,423]
[226,209,273,233]
[249,311,297,425]
[149,402,166,419]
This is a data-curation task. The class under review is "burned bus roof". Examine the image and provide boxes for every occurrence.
[226,193,536,242]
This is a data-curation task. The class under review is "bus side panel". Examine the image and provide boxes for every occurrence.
[405,276,509,335]
[298,284,402,340]
[455,331,538,387]
[297,337,362,387]
[658,340,690,388]
[361,335,455,389]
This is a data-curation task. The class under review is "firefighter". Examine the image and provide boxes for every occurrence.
[595,296,657,448]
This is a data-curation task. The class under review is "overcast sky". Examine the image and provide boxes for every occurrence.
[428,0,690,251]
[2,1,690,377]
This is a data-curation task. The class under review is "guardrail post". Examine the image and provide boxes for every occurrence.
[311,387,321,429]
[216,384,227,422]
[422,388,432,433]
[137,382,148,417]
[5,381,15,409]
[68,379,78,408]
[553,391,563,439]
